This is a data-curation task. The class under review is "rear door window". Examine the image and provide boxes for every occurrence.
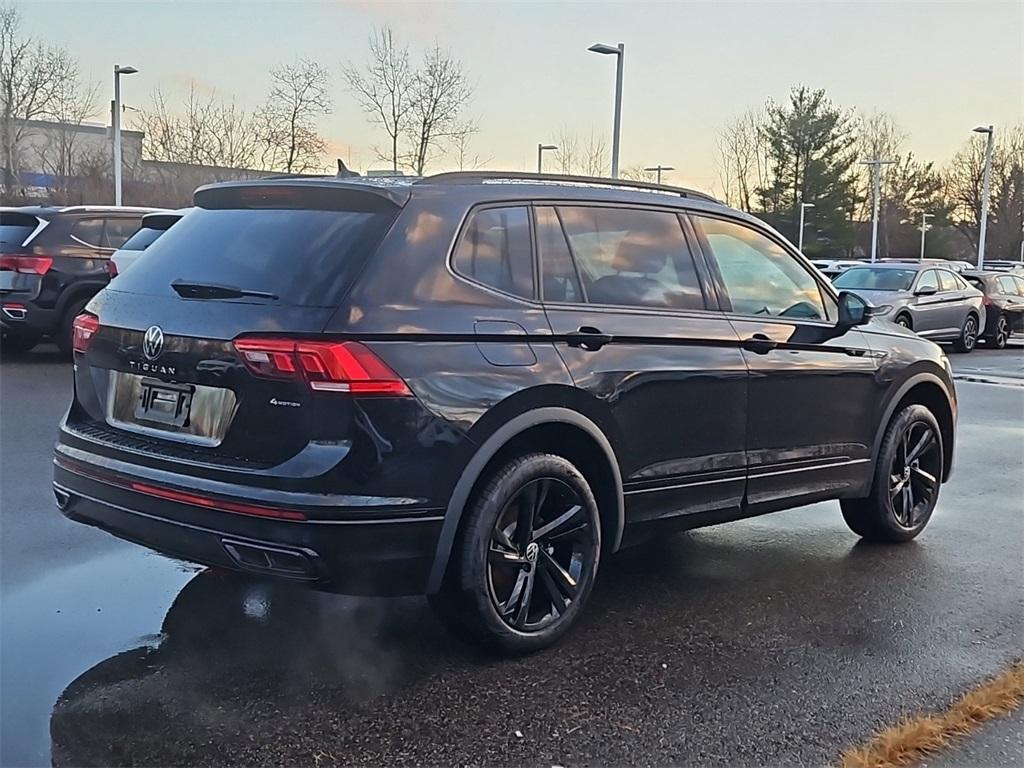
[536,206,583,303]
[555,206,705,310]
[937,270,959,292]
[109,206,398,307]
[452,206,534,299]
[104,218,142,249]
[70,218,104,248]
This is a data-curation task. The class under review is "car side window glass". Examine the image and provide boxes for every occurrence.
[104,218,141,249]
[70,218,104,248]
[916,270,939,293]
[937,270,958,292]
[555,206,705,310]
[535,206,583,303]
[695,216,829,320]
[1013,277,1024,296]
[452,206,534,299]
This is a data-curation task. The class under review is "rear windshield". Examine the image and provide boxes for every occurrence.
[0,213,40,249]
[119,226,165,252]
[109,206,397,307]
[834,267,916,291]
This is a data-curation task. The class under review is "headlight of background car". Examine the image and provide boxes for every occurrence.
[871,304,893,315]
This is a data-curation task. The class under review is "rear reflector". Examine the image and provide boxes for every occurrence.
[233,338,411,396]
[105,260,118,278]
[130,482,307,521]
[0,254,53,274]
[71,312,100,354]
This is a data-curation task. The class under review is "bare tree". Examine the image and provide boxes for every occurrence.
[344,28,414,172]
[256,59,330,173]
[403,44,474,175]
[553,129,607,176]
[943,124,1024,260]
[136,85,260,169]
[619,166,657,183]
[37,67,98,201]
[0,4,79,196]
[716,108,767,211]
[452,123,488,170]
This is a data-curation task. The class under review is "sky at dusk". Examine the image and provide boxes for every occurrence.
[19,0,1024,193]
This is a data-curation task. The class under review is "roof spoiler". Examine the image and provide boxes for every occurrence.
[194,178,411,209]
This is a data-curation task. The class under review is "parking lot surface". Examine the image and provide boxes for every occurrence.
[2,344,1022,767]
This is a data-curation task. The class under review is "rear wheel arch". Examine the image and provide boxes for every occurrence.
[426,407,624,594]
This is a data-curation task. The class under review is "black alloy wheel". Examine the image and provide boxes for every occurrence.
[487,477,595,632]
[887,420,941,530]
[954,314,978,353]
[990,314,1010,349]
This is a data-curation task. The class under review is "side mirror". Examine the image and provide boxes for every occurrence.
[837,291,870,328]
[915,284,938,296]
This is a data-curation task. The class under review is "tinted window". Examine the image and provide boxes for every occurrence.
[996,276,1019,295]
[0,212,38,249]
[916,270,939,292]
[70,218,104,247]
[119,227,165,252]
[697,216,827,319]
[104,218,143,249]
[937,270,959,292]
[557,206,704,310]
[834,267,917,291]
[452,207,533,298]
[536,206,582,303]
[109,207,397,307]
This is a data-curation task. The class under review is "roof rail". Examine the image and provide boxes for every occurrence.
[418,171,720,203]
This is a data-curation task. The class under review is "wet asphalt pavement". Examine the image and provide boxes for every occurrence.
[1,344,1022,767]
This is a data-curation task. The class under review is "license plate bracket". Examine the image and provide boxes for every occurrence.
[135,378,194,427]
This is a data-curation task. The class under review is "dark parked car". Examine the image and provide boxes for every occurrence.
[53,173,957,653]
[833,262,985,352]
[1,205,158,353]
[962,271,1024,348]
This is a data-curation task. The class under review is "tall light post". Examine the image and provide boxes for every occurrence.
[798,202,815,253]
[861,158,895,262]
[643,165,674,184]
[918,212,934,261]
[537,144,557,174]
[974,125,994,269]
[112,64,138,206]
[587,42,624,178]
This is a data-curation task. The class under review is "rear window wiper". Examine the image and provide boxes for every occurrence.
[170,281,279,301]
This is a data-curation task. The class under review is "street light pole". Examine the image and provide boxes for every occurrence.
[974,125,995,269]
[112,64,138,206]
[798,202,815,253]
[918,212,933,261]
[588,42,624,178]
[537,144,557,174]
[861,158,895,263]
[643,165,674,184]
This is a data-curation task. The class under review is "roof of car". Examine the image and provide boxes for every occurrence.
[847,262,962,271]
[198,171,727,211]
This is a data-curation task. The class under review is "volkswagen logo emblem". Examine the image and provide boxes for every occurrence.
[142,325,164,361]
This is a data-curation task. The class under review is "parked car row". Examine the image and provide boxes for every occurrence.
[51,171,960,653]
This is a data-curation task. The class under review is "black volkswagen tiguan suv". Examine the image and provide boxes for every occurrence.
[54,173,957,653]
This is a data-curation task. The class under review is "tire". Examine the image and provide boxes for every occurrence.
[55,297,90,356]
[952,313,979,353]
[429,452,602,654]
[841,404,943,543]
[1,330,39,355]
[985,314,1010,350]
[894,314,913,330]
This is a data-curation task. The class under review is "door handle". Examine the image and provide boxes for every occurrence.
[742,333,778,354]
[565,326,612,351]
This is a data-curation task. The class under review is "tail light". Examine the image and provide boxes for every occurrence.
[71,312,100,354]
[233,337,411,396]
[0,254,53,275]
[982,294,992,306]
[105,260,118,278]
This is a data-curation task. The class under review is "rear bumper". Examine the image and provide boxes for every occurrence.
[0,297,58,335]
[53,460,444,596]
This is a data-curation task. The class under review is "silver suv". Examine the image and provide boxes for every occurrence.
[834,262,986,352]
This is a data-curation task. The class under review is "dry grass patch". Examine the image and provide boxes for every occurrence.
[838,661,1024,768]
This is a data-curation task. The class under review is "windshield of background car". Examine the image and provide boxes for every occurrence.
[109,205,397,307]
[118,226,165,252]
[834,267,917,291]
